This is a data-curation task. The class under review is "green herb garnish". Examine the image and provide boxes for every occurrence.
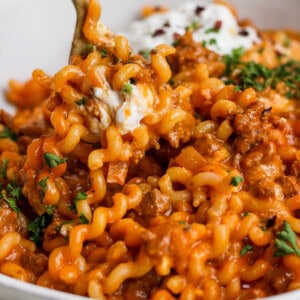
[274,221,300,257]
[121,83,133,95]
[100,48,108,58]
[0,159,9,179]
[140,49,151,60]
[43,153,66,168]
[240,244,253,256]
[79,212,89,224]
[38,177,48,201]
[209,38,217,45]
[45,205,55,216]
[223,48,300,99]
[74,190,88,201]
[205,27,219,34]
[0,127,17,141]
[283,37,291,48]
[86,43,96,54]
[0,183,21,213]
[28,213,52,244]
[230,176,243,187]
[222,47,245,77]
[69,190,88,213]
[186,21,199,31]
[75,98,86,106]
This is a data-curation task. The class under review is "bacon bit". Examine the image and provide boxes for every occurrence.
[152,29,166,37]
[163,21,170,27]
[107,161,129,185]
[214,20,222,30]
[239,29,249,36]
[173,32,181,40]
[195,6,205,15]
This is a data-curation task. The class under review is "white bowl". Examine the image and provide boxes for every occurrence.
[0,0,300,299]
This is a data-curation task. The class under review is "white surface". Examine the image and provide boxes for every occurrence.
[0,0,300,299]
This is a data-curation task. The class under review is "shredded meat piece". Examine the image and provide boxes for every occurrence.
[277,176,300,198]
[21,252,48,279]
[168,32,225,78]
[140,189,171,222]
[0,203,19,236]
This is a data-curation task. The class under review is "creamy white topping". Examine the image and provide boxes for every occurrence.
[123,0,261,55]
[92,73,153,134]
[116,83,154,134]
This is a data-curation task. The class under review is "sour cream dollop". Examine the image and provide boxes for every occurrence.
[123,0,261,55]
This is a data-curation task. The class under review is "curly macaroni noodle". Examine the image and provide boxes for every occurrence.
[1,0,300,299]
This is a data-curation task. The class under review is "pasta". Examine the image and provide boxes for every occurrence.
[1,0,300,299]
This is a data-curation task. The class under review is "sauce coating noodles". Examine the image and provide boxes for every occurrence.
[1,0,300,299]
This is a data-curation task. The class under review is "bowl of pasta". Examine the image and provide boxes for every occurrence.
[1,0,300,299]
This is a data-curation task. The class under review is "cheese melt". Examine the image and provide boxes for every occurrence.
[123,0,261,55]
[92,73,153,134]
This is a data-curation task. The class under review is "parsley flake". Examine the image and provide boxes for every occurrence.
[28,214,52,244]
[38,177,49,201]
[121,83,133,95]
[74,190,88,201]
[240,244,253,256]
[140,49,151,60]
[0,159,9,179]
[79,212,89,224]
[100,48,108,58]
[0,127,17,141]
[0,183,21,213]
[230,176,243,187]
[43,153,66,168]
[75,98,86,106]
[274,221,300,257]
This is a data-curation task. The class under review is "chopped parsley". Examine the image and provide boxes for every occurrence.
[223,48,300,99]
[121,83,133,95]
[209,38,217,45]
[172,40,180,47]
[79,212,89,224]
[283,37,291,48]
[186,21,199,31]
[242,211,250,217]
[234,85,241,92]
[0,183,22,213]
[230,176,243,187]
[28,202,55,244]
[205,27,219,34]
[240,244,253,256]
[222,47,245,77]
[0,159,9,179]
[86,43,96,54]
[274,221,300,257]
[43,153,66,168]
[100,48,108,58]
[69,190,88,213]
[28,213,52,244]
[75,98,86,106]
[38,177,49,201]
[45,205,56,215]
[140,49,151,60]
[0,127,17,141]
[74,190,88,201]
